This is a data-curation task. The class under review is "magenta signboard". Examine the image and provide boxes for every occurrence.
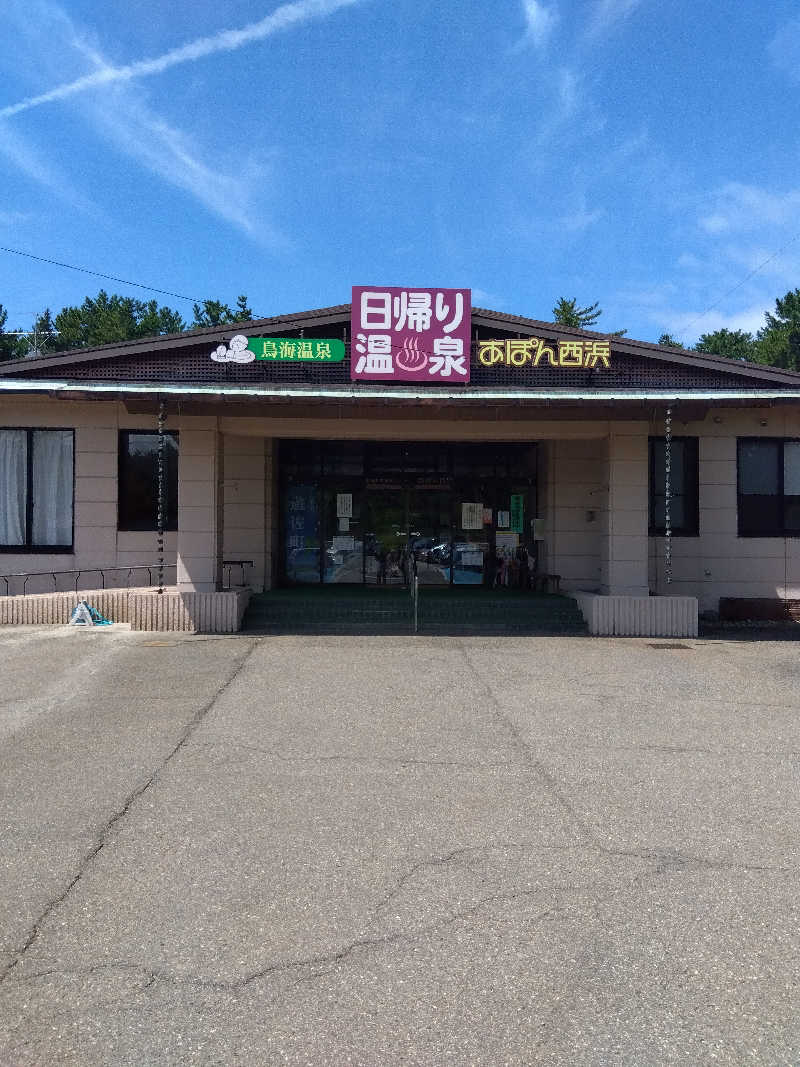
[351,286,471,383]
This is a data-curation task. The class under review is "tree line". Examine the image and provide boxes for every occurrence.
[554,290,800,372]
[2,287,800,372]
[0,292,255,360]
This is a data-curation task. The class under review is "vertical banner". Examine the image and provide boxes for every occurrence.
[351,286,471,383]
[510,494,524,534]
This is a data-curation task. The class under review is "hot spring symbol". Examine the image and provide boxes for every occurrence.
[395,336,428,373]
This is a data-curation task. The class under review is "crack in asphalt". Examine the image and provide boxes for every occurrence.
[454,641,596,845]
[3,637,794,1024]
[12,892,579,997]
[0,639,259,986]
[197,737,516,769]
[453,644,797,877]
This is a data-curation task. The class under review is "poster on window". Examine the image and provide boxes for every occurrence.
[461,502,483,530]
[496,532,519,554]
[336,492,353,518]
[351,286,471,383]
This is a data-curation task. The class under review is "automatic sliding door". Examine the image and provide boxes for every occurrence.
[408,490,452,586]
[365,491,407,585]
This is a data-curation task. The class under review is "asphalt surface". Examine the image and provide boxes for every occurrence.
[0,626,798,1065]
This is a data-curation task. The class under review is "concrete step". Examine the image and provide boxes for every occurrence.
[243,591,587,635]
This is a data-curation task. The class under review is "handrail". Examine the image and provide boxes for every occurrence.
[0,562,177,596]
[407,553,419,633]
[1,559,253,596]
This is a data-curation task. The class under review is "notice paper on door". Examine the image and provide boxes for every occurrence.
[461,502,483,530]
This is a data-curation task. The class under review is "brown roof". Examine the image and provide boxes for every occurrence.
[2,302,800,387]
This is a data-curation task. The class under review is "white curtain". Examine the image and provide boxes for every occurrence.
[0,430,26,545]
[32,430,73,546]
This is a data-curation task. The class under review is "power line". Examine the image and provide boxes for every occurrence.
[0,245,203,304]
[679,229,800,340]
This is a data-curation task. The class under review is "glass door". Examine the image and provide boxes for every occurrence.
[365,491,407,585]
[408,489,452,586]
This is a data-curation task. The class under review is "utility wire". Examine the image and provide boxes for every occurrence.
[0,245,203,304]
[679,229,800,341]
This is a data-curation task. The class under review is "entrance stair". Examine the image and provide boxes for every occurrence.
[242,587,587,636]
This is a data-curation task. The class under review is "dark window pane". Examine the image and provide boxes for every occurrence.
[739,494,782,536]
[739,440,779,494]
[280,440,321,477]
[784,443,800,495]
[119,432,178,531]
[323,441,364,476]
[784,495,800,533]
[649,437,697,535]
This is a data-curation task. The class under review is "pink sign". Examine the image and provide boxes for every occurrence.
[351,286,471,383]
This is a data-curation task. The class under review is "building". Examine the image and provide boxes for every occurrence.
[2,289,799,635]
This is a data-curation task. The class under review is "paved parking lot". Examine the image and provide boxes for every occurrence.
[0,627,798,1065]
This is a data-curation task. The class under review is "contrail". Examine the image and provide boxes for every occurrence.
[1,0,361,119]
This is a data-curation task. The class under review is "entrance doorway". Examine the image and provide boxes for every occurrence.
[279,440,537,588]
[364,488,452,586]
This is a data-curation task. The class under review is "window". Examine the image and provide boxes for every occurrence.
[649,437,699,536]
[737,438,800,537]
[118,431,178,531]
[0,429,74,551]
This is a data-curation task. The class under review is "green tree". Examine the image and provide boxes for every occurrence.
[235,294,253,320]
[552,297,602,329]
[694,328,756,362]
[552,297,626,336]
[192,294,255,328]
[0,304,16,360]
[53,291,186,349]
[754,288,800,370]
[658,333,683,348]
[27,308,59,355]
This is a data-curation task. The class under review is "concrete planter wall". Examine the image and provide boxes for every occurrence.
[128,590,250,633]
[0,588,250,634]
[574,592,698,637]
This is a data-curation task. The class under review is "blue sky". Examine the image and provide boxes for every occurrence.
[1,0,798,345]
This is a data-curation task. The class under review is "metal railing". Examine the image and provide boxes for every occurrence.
[408,554,419,633]
[0,562,178,597]
[0,559,255,596]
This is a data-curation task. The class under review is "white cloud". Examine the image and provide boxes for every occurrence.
[699,214,729,235]
[85,88,280,243]
[556,67,580,116]
[768,15,800,82]
[586,0,641,38]
[669,304,769,343]
[0,0,362,119]
[522,0,558,47]
[561,208,604,233]
[0,123,97,214]
[699,182,800,234]
[1,3,304,243]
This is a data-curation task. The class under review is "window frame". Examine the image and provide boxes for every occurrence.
[737,437,800,538]
[0,427,75,553]
[117,430,179,533]
[648,435,699,537]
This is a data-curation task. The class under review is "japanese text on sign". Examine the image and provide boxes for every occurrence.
[510,494,524,534]
[251,338,345,362]
[210,335,344,363]
[351,286,472,383]
[477,338,611,369]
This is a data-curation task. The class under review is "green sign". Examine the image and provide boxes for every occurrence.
[510,494,524,534]
[248,337,345,362]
